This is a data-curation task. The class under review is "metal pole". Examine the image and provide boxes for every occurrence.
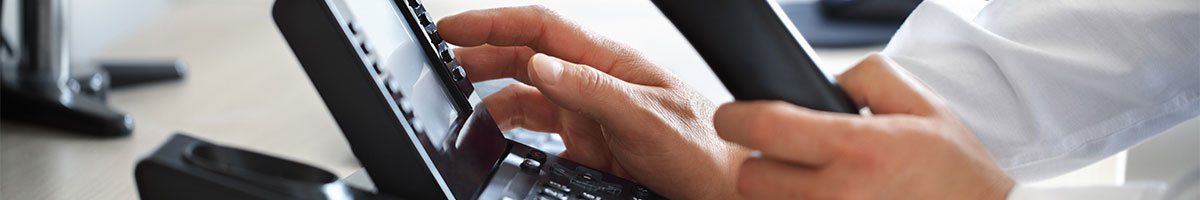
[38,0,70,87]
[18,0,69,88]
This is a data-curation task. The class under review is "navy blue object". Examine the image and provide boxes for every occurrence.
[784,2,899,47]
[784,0,919,47]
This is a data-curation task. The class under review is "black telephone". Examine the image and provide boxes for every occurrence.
[652,0,859,113]
[272,0,663,199]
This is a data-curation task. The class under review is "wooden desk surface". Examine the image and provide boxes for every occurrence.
[0,0,878,199]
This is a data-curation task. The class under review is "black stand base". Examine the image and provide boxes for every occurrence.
[0,61,186,137]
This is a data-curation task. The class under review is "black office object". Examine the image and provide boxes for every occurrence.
[272,0,663,199]
[0,0,186,136]
[651,0,858,113]
[135,133,397,200]
[783,0,919,47]
[820,0,922,21]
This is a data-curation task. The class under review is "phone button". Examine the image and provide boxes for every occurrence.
[545,181,571,193]
[439,49,454,63]
[359,42,372,55]
[347,22,360,35]
[384,76,402,94]
[398,98,415,118]
[429,30,443,45]
[450,67,467,81]
[372,62,385,74]
[418,13,432,26]
[520,158,541,173]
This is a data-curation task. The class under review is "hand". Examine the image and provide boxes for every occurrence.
[439,6,748,199]
[714,54,1014,199]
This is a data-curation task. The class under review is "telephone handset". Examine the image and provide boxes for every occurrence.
[272,0,663,199]
[651,0,859,113]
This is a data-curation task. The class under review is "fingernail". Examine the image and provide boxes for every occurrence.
[532,53,563,85]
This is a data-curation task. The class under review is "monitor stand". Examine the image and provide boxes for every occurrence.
[0,0,185,136]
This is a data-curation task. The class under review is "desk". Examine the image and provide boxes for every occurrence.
[0,0,885,199]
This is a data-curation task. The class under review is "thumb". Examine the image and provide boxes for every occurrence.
[837,53,946,117]
[526,53,636,122]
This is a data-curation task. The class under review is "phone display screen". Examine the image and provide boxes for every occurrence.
[336,0,507,198]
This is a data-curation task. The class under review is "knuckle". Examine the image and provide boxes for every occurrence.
[575,70,609,95]
[828,121,867,153]
[576,70,628,102]
[525,5,554,14]
[835,126,891,168]
[524,5,563,22]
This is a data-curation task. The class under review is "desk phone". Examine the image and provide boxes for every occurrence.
[272,0,664,199]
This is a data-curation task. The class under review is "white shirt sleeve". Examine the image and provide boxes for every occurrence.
[881,0,1200,181]
[1006,182,1167,200]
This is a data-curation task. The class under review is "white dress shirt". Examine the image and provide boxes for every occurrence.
[883,0,1198,182]
[879,0,1199,198]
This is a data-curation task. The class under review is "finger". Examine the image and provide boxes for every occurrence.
[556,112,623,177]
[438,6,627,72]
[481,83,560,132]
[525,53,646,125]
[438,6,671,86]
[714,101,864,165]
[836,53,948,117]
[483,82,621,175]
[736,157,821,200]
[453,45,536,83]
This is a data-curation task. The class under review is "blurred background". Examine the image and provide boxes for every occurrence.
[0,0,1195,199]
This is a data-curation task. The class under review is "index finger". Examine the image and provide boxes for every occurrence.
[438,6,626,70]
[437,6,668,86]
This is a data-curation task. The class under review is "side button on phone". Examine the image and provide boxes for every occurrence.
[450,67,467,81]
[429,30,443,44]
[359,42,372,55]
[348,22,360,35]
[372,62,385,74]
[439,49,454,63]
[398,98,415,118]
[418,13,432,26]
[384,75,403,95]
